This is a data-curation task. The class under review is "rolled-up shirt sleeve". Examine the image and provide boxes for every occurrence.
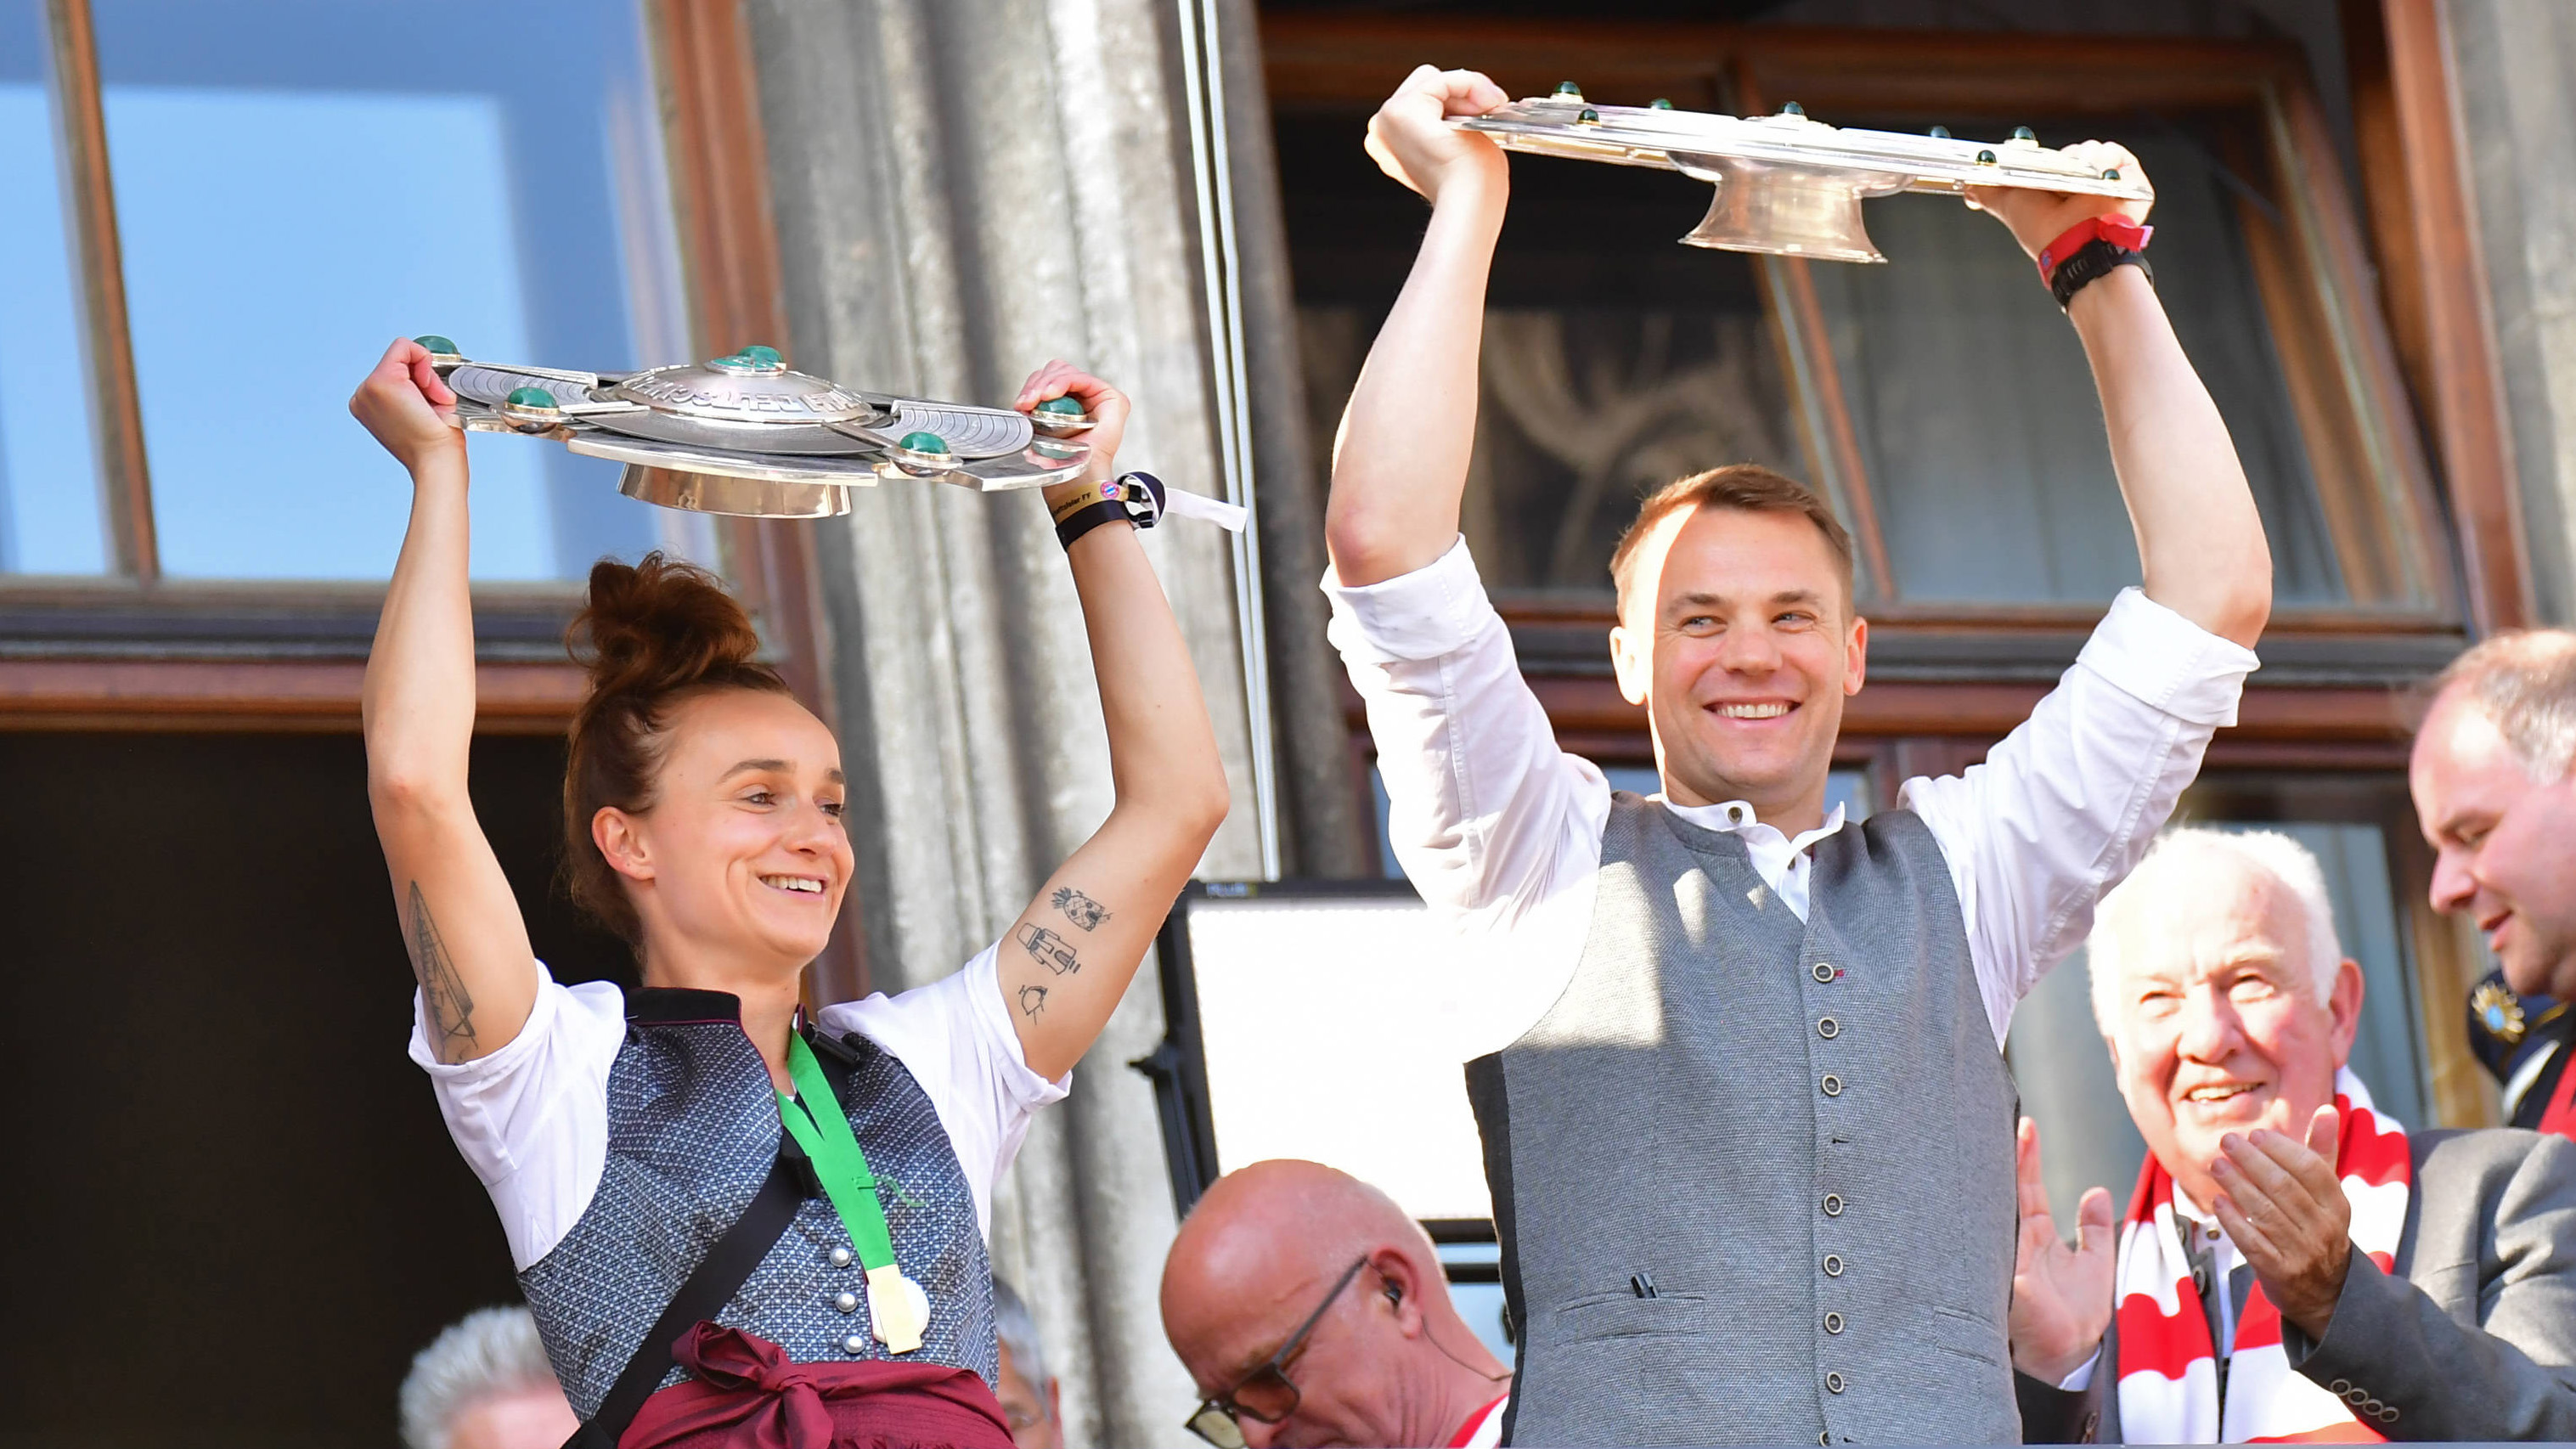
[1323,538,1608,929]
[1903,587,2261,1045]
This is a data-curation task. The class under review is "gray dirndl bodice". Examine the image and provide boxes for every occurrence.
[519,987,997,1421]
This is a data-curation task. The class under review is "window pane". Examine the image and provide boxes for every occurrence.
[1808,115,2351,607]
[92,0,687,581]
[0,1,109,575]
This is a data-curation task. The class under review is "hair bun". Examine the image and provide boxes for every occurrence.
[561,552,792,944]
[570,552,767,702]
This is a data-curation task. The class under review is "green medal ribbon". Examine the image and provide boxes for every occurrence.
[776,1034,927,1352]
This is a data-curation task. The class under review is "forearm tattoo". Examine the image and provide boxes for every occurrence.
[1017,984,1050,1018]
[405,882,478,1063]
[1051,886,1110,932]
[1016,922,1082,975]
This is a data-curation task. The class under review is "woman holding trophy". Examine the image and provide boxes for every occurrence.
[349,340,1230,1447]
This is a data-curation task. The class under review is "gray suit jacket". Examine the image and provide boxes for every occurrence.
[2017,1127,2576,1443]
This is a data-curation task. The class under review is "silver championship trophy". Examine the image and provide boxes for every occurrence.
[414,338,1242,529]
[1451,84,2154,264]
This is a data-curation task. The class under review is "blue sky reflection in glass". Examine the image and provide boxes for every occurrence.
[0,0,109,576]
[93,0,678,581]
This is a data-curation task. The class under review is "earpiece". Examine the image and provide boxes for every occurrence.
[1383,1280,1403,1308]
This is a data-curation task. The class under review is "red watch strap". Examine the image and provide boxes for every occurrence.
[2038,215,2154,283]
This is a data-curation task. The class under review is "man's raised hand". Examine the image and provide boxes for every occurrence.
[349,337,465,475]
[1362,65,1509,205]
[2009,1117,2117,1384]
[1966,140,2153,262]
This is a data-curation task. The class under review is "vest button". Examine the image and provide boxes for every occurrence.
[1821,1074,1842,1097]
[1812,961,1835,984]
[1819,1434,1831,1446]
[1822,1192,1844,1216]
[1825,1371,1846,1394]
[843,1334,867,1356]
[1822,1254,1844,1276]
[829,1246,854,1268]
[1818,1016,1839,1038]
[836,1291,860,1314]
[1823,1311,1845,1334]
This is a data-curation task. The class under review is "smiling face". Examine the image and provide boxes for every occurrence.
[2103,855,2363,1210]
[1610,505,1864,825]
[2412,686,2576,998]
[592,688,853,983]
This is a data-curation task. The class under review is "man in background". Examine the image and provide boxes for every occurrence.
[993,1277,1066,1449]
[1163,1159,1510,1448]
[2410,629,2576,1134]
[2010,828,2576,1441]
[398,1305,578,1449]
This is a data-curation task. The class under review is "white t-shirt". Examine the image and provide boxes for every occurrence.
[407,942,1069,1270]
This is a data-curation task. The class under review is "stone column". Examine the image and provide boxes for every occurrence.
[2449,0,2576,625]
[746,3,1270,1441]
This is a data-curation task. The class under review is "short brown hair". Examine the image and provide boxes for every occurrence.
[562,552,792,944]
[2421,629,2576,781]
[1608,465,1856,613]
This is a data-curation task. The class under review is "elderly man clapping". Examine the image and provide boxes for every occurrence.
[2011,827,2576,1442]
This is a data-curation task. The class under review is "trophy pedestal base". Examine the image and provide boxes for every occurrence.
[619,465,852,519]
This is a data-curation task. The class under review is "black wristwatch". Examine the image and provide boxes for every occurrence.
[2049,238,2153,312]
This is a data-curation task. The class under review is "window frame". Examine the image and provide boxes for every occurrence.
[1,0,831,739]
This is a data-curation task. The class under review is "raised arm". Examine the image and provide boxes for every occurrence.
[1970,145,2273,648]
[995,363,1231,1081]
[351,338,539,1063]
[1322,65,1510,587]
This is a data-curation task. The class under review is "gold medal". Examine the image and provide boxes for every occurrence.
[867,1263,930,1354]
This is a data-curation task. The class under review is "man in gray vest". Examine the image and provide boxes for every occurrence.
[1323,66,2273,1445]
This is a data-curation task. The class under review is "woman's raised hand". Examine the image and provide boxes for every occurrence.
[1017,359,1130,501]
[349,336,465,476]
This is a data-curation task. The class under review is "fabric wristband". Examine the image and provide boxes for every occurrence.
[2037,215,2153,285]
[1055,501,1131,550]
[2048,238,2153,312]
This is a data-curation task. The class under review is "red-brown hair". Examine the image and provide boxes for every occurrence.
[1608,465,1856,614]
[562,552,790,944]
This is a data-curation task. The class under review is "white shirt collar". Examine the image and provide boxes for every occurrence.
[1661,796,1850,856]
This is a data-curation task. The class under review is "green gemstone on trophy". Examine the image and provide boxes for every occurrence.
[413,335,459,356]
[2011,125,2036,141]
[740,344,782,367]
[1781,101,1803,116]
[898,431,950,455]
[1928,125,1950,138]
[1555,81,1581,96]
[1649,98,1674,110]
[1035,396,1085,419]
[1579,107,1599,123]
[1976,149,1997,164]
[505,386,558,409]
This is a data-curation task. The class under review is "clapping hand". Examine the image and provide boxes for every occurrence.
[2212,1104,2352,1341]
[2010,1116,2118,1384]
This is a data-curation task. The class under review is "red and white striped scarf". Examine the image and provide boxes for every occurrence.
[2111,1068,2410,1443]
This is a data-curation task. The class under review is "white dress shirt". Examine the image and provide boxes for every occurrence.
[1324,538,2259,1060]
[408,942,1069,1271]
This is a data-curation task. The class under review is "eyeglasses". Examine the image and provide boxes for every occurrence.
[1182,1257,1371,1448]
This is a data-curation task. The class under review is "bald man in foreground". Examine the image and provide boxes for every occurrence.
[1162,1160,1513,1448]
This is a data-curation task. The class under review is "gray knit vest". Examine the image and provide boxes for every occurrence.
[1465,794,2020,1445]
[520,989,997,1421]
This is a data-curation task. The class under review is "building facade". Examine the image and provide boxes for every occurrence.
[1,1,2570,1443]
